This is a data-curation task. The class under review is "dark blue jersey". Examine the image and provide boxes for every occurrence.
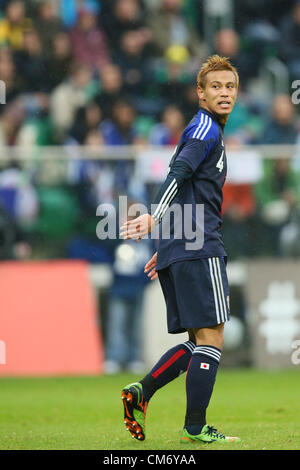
[154,107,227,270]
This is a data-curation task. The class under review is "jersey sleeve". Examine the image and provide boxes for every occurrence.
[176,115,219,172]
[150,160,193,224]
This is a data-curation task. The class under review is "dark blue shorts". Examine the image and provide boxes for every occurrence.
[158,257,230,334]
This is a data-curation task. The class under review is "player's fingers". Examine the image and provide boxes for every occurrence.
[122,233,141,241]
[122,222,142,233]
[119,229,131,239]
[144,260,155,272]
[120,222,132,232]
[126,228,149,239]
[120,228,141,239]
[120,226,141,238]
[120,220,131,227]
[147,268,157,279]
[149,271,158,281]
[120,219,140,232]
[120,222,137,232]
[144,265,154,276]
[144,253,157,271]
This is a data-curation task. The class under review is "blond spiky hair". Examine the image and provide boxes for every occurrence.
[197,55,239,90]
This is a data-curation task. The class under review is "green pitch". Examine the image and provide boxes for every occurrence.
[0,369,299,450]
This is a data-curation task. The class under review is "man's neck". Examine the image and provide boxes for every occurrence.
[200,103,229,128]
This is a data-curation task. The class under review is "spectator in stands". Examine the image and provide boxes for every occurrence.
[13,29,48,93]
[0,159,36,260]
[0,204,32,260]
[47,31,73,91]
[234,0,294,31]
[252,95,298,255]
[153,44,194,107]
[16,92,53,146]
[83,127,104,147]
[0,159,38,225]
[50,62,99,140]
[68,101,103,145]
[259,94,298,145]
[104,188,152,374]
[0,0,32,50]
[69,1,110,69]
[0,101,24,145]
[0,47,21,109]
[279,0,300,81]
[233,0,282,71]
[102,0,151,54]
[147,0,204,58]
[114,30,150,99]
[100,98,138,193]
[100,98,138,146]
[149,104,185,145]
[255,158,300,255]
[35,0,63,55]
[104,237,151,374]
[214,29,258,89]
[95,63,124,120]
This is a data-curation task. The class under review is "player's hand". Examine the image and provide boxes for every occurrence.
[144,251,158,281]
[120,213,155,242]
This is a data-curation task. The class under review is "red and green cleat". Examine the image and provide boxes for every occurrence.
[121,382,148,441]
[181,424,240,444]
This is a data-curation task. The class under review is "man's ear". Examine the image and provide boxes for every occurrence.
[197,85,205,102]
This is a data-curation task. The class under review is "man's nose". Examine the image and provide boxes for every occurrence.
[220,88,229,96]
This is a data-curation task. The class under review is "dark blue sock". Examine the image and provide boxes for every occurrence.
[140,341,195,402]
[185,345,222,435]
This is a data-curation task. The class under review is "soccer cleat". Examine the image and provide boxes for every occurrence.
[180,424,240,444]
[121,382,148,441]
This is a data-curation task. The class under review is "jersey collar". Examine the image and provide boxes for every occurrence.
[198,106,225,130]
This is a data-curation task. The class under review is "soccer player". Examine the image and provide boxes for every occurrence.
[120,55,240,444]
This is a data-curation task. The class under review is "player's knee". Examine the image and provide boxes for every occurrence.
[207,332,223,350]
[194,324,224,350]
[215,331,224,350]
[212,324,224,350]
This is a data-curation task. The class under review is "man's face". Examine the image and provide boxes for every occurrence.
[197,70,238,118]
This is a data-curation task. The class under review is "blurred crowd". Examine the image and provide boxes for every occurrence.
[0,0,300,265]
